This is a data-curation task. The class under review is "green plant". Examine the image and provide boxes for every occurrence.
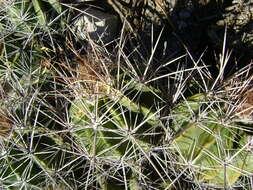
[52,32,253,189]
[1,0,253,190]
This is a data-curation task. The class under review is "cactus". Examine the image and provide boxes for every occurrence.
[170,92,253,188]
[66,49,165,188]
[1,0,253,189]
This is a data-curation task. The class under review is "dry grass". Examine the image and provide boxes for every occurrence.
[236,87,253,119]
[0,113,12,137]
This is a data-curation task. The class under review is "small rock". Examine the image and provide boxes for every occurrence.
[74,7,120,44]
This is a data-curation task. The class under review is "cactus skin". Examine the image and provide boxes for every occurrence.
[68,76,163,189]
[1,0,253,189]
[171,93,253,187]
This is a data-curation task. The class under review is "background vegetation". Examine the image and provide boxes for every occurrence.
[0,0,253,189]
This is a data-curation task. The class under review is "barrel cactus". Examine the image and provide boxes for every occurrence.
[1,0,253,189]
[55,37,253,189]
[170,92,253,188]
